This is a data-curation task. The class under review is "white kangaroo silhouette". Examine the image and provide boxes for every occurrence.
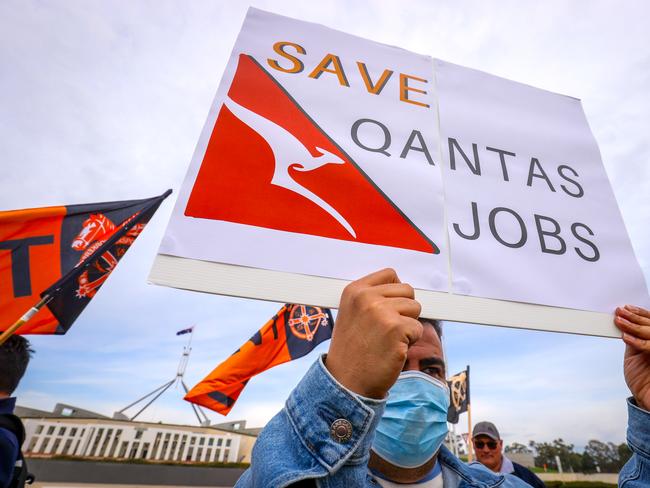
[224,96,356,238]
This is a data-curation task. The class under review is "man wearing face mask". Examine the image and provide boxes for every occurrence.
[235,269,650,487]
[367,320,451,487]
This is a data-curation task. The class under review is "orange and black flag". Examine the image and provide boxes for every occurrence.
[0,190,171,335]
[185,304,334,415]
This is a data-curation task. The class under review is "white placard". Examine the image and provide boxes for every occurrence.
[150,8,649,337]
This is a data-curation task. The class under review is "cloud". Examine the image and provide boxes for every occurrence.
[4,0,649,448]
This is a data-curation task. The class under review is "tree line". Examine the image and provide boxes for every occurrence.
[504,439,632,473]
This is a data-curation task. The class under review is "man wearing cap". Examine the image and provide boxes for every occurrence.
[472,421,545,488]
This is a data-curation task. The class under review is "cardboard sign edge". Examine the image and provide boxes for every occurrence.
[149,254,619,338]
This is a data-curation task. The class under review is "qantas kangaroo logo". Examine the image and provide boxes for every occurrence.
[223,96,355,237]
[185,54,439,255]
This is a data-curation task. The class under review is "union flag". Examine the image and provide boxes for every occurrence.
[185,53,438,254]
[185,303,333,415]
[0,190,171,335]
[447,366,470,424]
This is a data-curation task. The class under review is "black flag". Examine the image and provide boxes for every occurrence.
[41,190,171,333]
[447,366,470,424]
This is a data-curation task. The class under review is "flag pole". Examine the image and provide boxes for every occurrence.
[467,401,474,462]
[466,364,473,462]
[0,295,53,346]
[451,423,458,457]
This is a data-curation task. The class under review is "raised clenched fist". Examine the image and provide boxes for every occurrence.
[325,268,422,399]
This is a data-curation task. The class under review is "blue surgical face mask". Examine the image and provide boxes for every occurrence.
[372,370,450,469]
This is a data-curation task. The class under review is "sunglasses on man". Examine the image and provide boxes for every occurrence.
[473,440,498,450]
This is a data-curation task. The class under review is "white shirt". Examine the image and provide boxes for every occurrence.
[499,455,515,474]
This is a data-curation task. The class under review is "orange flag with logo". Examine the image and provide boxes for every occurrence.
[0,191,170,334]
[185,304,333,415]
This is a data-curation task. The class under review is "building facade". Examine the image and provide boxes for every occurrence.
[18,404,258,464]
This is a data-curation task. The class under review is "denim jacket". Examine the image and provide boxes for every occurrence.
[623,398,650,486]
[235,356,650,488]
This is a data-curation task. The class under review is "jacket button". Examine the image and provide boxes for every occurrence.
[330,418,353,443]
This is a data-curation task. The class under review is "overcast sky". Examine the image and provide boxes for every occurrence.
[2,0,650,450]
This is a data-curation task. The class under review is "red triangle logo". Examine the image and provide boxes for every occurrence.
[185,54,439,254]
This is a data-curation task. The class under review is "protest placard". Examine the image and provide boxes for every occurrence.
[150,8,649,337]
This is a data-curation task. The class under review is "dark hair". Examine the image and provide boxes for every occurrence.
[419,318,442,339]
[0,335,34,394]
